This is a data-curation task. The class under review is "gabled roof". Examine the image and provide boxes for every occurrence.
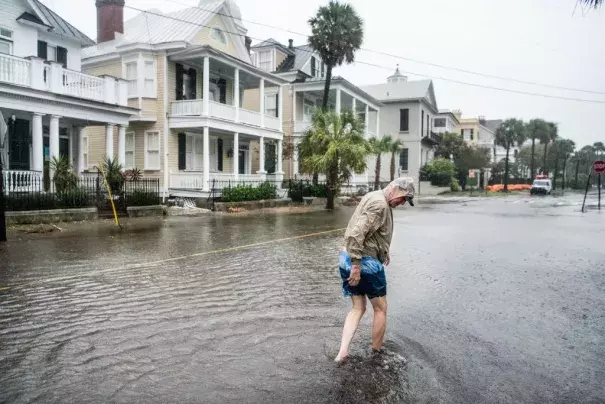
[361,79,437,110]
[251,38,294,55]
[29,0,95,46]
[83,0,249,62]
[484,119,503,132]
[276,45,314,73]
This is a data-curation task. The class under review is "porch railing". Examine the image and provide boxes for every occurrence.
[265,116,280,131]
[169,172,283,190]
[169,172,207,189]
[239,108,262,127]
[209,100,236,121]
[2,170,43,193]
[0,53,128,106]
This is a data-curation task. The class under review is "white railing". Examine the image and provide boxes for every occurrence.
[170,172,206,189]
[294,120,312,133]
[209,100,236,121]
[0,54,128,106]
[265,115,280,131]
[3,170,43,193]
[171,100,204,116]
[62,69,105,102]
[240,108,262,127]
[0,54,31,87]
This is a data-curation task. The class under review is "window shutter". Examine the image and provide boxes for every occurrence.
[400,109,409,131]
[217,138,223,172]
[176,63,184,100]
[37,40,47,59]
[57,46,67,68]
[189,68,197,99]
[178,133,186,170]
[311,57,316,76]
[275,92,279,118]
[421,110,424,136]
[218,78,227,104]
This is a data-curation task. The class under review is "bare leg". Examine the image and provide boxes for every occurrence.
[335,295,366,362]
[369,296,387,352]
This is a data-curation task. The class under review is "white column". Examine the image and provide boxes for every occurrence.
[292,89,297,130]
[365,104,370,137]
[277,139,283,174]
[203,56,210,115]
[352,98,357,116]
[105,124,114,159]
[77,126,85,174]
[49,116,60,188]
[259,78,265,128]
[31,113,44,172]
[234,68,240,122]
[335,88,341,115]
[376,110,380,137]
[203,126,210,191]
[233,132,239,180]
[117,125,126,168]
[258,136,265,173]
[292,139,299,177]
[278,85,283,132]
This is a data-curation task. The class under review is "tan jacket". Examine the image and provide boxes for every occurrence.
[344,190,393,266]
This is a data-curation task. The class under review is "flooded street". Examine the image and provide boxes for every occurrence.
[1,194,604,404]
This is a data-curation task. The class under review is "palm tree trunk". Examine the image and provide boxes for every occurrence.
[326,164,337,210]
[504,146,510,192]
[553,154,559,191]
[530,138,536,179]
[374,153,381,191]
[322,65,333,110]
[575,159,580,189]
[562,157,567,190]
[543,143,548,174]
[390,152,396,181]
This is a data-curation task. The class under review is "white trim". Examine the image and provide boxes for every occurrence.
[144,130,161,170]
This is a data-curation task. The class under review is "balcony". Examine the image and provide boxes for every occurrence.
[422,131,441,145]
[170,99,281,132]
[0,53,128,106]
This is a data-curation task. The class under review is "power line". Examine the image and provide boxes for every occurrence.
[159,0,605,96]
[121,4,605,105]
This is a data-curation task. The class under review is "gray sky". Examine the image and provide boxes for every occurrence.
[41,0,604,148]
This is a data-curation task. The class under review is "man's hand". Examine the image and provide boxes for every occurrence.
[348,264,361,286]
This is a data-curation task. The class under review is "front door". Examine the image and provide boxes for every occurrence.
[238,150,246,175]
[9,119,30,170]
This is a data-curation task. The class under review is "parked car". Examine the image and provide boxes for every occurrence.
[530,176,552,195]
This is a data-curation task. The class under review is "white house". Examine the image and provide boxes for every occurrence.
[0,0,136,190]
[433,110,459,134]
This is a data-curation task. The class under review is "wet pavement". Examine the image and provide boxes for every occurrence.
[1,193,604,404]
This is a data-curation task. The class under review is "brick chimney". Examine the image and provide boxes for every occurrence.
[96,0,125,43]
[288,39,293,49]
[245,36,252,54]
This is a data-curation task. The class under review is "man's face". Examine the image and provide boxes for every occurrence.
[388,196,406,208]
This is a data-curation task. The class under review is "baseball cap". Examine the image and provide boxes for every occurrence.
[389,177,415,206]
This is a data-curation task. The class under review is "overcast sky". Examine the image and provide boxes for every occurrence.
[41,0,605,147]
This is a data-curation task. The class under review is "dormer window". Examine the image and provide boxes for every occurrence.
[255,50,273,72]
[210,27,227,45]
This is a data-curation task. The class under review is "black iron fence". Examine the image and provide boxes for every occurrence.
[2,174,160,212]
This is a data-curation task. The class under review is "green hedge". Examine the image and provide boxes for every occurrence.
[126,189,160,206]
[221,182,277,202]
[288,181,328,202]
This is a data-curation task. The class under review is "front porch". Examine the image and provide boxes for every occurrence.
[168,130,284,196]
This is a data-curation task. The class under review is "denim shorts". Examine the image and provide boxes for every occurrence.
[338,251,387,299]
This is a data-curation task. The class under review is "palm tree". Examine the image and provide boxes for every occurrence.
[308,1,364,109]
[389,139,404,181]
[593,142,605,159]
[526,119,548,179]
[494,118,526,191]
[581,0,602,7]
[368,135,392,190]
[540,122,558,174]
[559,139,575,190]
[298,109,369,209]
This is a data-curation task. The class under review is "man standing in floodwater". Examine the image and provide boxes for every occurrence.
[335,178,415,362]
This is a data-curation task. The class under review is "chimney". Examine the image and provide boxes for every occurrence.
[245,36,252,55]
[288,39,294,49]
[96,0,125,44]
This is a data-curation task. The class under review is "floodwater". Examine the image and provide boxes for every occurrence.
[0,193,604,404]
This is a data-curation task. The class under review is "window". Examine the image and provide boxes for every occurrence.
[303,100,315,120]
[470,129,474,141]
[210,27,227,45]
[426,115,430,136]
[125,132,135,169]
[399,148,409,171]
[144,60,156,97]
[144,131,160,170]
[82,136,89,168]
[434,118,446,128]
[399,109,409,131]
[311,57,316,77]
[0,27,13,55]
[125,62,137,97]
[257,51,272,72]
[265,94,277,117]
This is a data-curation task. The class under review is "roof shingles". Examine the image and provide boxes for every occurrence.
[31,0,95,46]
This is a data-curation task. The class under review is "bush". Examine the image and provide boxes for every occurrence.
[287,180,329,202]
[126,189,160,206]
[57,187,89,209]
[221,182,277,202]
[450,178,460,192]
[419,164,432,181]
[423,158,455,187]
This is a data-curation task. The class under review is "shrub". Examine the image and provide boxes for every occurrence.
[57,187,89,209]
[50,156,78,193]
[287,180,329,202]
[101,157,125,195]
[424,158,455,187]
[221,182,277,202]
[126,189,160,206]
[125,168,142,181]
[419,164,432,181]
[450,178,460,192]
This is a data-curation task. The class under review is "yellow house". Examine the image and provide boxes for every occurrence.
[82,0,287,197]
